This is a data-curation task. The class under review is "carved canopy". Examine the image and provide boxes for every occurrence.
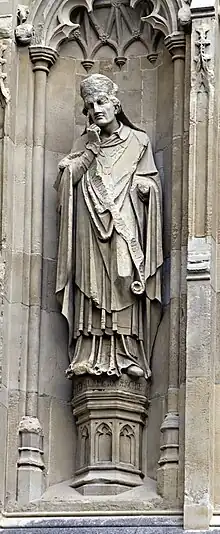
[28,0,190,56]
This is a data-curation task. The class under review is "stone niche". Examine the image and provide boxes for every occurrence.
[2,0,183,514]
[3,0,220,526]
[42,0,173,498]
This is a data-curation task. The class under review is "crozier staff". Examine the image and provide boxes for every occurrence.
[55,74,163,379]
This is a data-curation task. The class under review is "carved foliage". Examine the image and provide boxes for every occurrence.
[0,43,10,105]
[194,29,213,91]
[188,24,214,238]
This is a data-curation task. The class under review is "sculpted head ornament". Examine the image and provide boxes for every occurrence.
[80,73,144,133]
[80,74,118,101]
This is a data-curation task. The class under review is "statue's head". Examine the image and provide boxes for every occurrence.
[80,74,121,128]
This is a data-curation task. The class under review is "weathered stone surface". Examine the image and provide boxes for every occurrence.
[45,57,76,153]
[56,72,163,386]
[0,15,12,39]
[0,515,190,534]
[0,400,7,506]
[0,515,184,534]
[0,0,218,528]
[47,397,75,487]
[72,375,148,495]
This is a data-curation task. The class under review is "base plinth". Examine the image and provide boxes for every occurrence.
[72,374,148,495]
[75,482,130,496]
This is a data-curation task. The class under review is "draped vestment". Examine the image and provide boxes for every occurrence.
[55,124,163,378]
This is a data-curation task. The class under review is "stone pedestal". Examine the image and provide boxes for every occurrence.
[72,375,148,496]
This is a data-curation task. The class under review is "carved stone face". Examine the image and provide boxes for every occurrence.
[84,92,117,127]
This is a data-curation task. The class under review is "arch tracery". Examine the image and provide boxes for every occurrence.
[28,0,190,55]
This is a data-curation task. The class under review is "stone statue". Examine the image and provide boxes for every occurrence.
[55,74,163,380]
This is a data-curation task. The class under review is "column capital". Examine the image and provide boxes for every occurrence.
[164,31,185,60]
[29,45,58,73]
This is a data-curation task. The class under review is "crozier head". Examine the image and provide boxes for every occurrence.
[80,74,121,128]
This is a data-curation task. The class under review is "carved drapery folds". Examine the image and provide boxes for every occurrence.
[14,0,189,505]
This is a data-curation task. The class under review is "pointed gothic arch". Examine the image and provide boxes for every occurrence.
[28,0,190,53]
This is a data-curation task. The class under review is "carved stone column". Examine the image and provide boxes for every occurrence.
[72,375,148,495]
[17,46,58,505]
[184,0,216,528]
[17,416,44,504]
[157,31,185,503]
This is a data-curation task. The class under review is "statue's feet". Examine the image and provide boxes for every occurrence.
[127,365,144,378]
[65,362,94,378]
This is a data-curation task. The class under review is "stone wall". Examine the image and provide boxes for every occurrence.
[0,0,179,512]
[1,0,220,530]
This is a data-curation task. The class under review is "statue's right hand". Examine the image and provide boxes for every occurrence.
[87,123,101,146]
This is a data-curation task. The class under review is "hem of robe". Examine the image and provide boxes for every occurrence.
[66,333,150,379]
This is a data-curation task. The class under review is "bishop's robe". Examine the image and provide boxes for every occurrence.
[55,123,163,378]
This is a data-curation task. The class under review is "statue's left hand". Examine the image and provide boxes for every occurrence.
[58,156,71,170]
[137,183,150,202]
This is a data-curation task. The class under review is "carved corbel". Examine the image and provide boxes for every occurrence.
[15,4,34,46]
